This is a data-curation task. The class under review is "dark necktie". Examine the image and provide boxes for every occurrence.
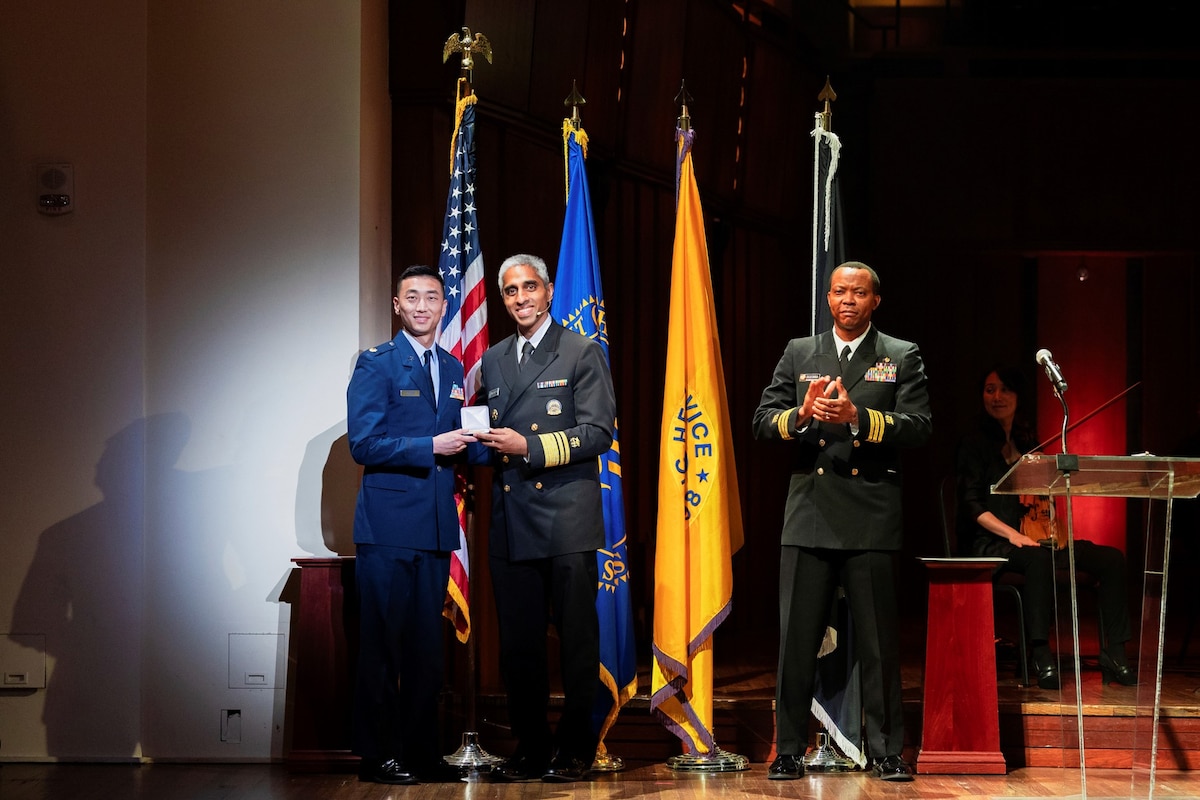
[520,341,534,370]
[423,349,434,393]
[839,345,851,376]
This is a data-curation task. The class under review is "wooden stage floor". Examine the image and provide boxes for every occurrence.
[547,623,1200,773]
[7,615,1200,798]
[4,761,1200,800]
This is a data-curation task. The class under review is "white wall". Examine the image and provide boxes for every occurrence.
[0,0,388,761]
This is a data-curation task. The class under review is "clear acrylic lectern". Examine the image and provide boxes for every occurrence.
[994,453,1200,799]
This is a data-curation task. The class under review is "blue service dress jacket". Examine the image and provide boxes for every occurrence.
[348,336,469,550]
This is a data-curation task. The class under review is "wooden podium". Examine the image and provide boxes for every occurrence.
[917,557,1008,774]
[287,557,358,770]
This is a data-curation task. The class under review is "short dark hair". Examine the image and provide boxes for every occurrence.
[395,264,444,295]
[831,261,881,293]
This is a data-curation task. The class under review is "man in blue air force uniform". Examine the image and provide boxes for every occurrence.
[475,253,616,783]
[347,264,477,785]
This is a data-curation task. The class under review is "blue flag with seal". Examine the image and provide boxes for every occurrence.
[548,121,637,762]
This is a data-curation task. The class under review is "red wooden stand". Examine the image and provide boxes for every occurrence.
[287,557,358,770]
[917,558,1007,774]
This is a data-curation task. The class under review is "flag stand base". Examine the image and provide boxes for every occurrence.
[444,731,503,769]
[591,749,626,772]
[803,732,857,772]
[666,747,749,772]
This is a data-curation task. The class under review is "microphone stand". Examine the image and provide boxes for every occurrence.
[1050,384,1088,796]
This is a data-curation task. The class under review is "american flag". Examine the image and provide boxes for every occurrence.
[438,89,488,642]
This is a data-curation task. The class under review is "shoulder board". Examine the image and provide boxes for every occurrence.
[365,340,396,355]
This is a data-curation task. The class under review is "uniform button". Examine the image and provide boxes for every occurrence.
[531,423,539,431]
[535,482,543,490]
[853,440,861,448]
[436,465,442,472]
[502,455,510,463]
[504,485,511,492]
[817,467,825,476]
[818,439,826,447]
[851,468,859,476]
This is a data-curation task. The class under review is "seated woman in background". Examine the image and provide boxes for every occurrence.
[955,365,1136,689]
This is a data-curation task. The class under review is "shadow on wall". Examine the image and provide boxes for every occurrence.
[295,422,360,557]
[295,348,365,557]
[10,413,190,758]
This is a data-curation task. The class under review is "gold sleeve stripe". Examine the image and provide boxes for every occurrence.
[866,408,886,443]
[774,408,797,440]
[539,431,572,468]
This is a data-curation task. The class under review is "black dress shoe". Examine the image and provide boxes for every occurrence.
[767,754,804,780]
[358,758,417,785]
[492,753,550,782]
[871,754,914,781]
[1032,653,1061,690]
[542,755,591,782]
[1098,650,1137,686]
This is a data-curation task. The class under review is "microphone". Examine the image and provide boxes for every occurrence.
[534,304,548,318]
[1035,349,1068,394]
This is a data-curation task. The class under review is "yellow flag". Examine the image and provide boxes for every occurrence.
[650,126,745,755]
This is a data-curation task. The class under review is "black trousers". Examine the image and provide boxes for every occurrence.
[775,546,905,760]
[998,539,1132,647]
[489,549,600,763]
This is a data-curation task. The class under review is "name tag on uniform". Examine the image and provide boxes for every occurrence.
[488,387,501,399]
[798,372,823,382]
[399,389,421,397]
[865,359,898,382]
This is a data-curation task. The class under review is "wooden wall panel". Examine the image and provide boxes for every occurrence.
[391,0,1200,669]
[464,0,537,112]
[621,0,690,171]
[679,1,749,202]
[740,41,810,220]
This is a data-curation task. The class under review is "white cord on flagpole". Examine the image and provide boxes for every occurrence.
[810,121,841,335]
[810,115,823,334]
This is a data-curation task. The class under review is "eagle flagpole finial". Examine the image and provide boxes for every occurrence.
[442,27,493,82]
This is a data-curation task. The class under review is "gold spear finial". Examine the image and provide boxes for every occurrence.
[564,80,586,130]
[675,80,694,131]
[817,76,837,131]
[442,27,493,79]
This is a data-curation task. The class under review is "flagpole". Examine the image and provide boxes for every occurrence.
[437,26,501,776]
[552,83,641,774]
[559,82,624,777]
[810,77,836,336]
[803,77,862,773]
[655,84,747,774]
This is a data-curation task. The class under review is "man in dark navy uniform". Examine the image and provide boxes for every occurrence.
[753,262,932,782]
[475,254,616,783]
